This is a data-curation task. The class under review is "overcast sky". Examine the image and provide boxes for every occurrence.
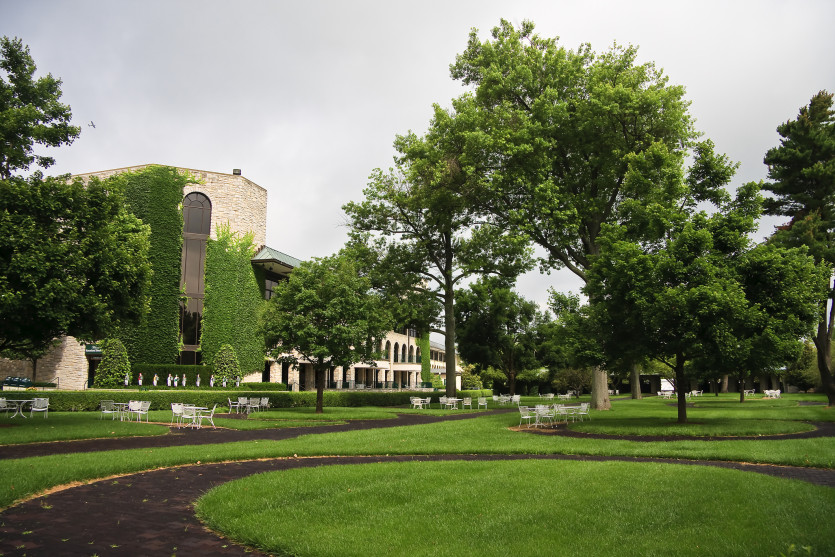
[2,0,834,309]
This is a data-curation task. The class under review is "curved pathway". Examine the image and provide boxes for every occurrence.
[2,411,834,556]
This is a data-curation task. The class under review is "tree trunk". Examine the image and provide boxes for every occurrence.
[315,364,325,414]
[590,366,611,410]
[630,362,642,400]
[814,316,835,407]
[443,270,457,399]
[738,376,745,403]
[31,358,38,383]
[675,353,688,423]
[508,368,516,396]
[720,374,729,393]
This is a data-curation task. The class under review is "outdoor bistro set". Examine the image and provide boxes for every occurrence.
[0,397,50,418]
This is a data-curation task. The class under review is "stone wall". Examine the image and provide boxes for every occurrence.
[0,337,88,390]
[74,165,267,247]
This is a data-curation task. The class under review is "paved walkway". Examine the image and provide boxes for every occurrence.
[1,411,834,556]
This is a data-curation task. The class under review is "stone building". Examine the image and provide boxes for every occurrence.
[0,165,460,390]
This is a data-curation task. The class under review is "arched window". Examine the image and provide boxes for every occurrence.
[393,342,399,363]
[179,192,211,364]
[384,341,391,359]
[408,345,414,363]
[401,344,407,363]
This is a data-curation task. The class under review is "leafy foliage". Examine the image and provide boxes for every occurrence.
[586,185,827,421]
[202,224,266,375]
[212,344,241,383]
[455,278,543,395]
[761,90,835,404]
[344,105,532,396]
[446,19,731,408]
[260,252,392,412]
[0,173,152,355]
[110,166,189,365]
[93,338,131,388]
[0,37,80,178]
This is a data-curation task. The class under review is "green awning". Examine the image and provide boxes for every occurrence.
[252,246,302,277]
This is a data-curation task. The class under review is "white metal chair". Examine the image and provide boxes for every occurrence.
[99,400,117,420]
[260,397,270,411]
[0,398,8,416]
[227,397,240,414]
[439,396,448,409]
[247,397,261,414]
[518,406,536,427]
[422,397,431,409]
[575,402,590,422]
[534,405,554,427]
[134,400,151,422]
[195,403,218,429]
[462,397,472,409]
[511,394,521,405]
[410,397,423,409]
[181,405,198,428]
[171,403,184,427]
[30,397,49,418]
[552,403,568,423]
[238,397,249,413]
[477,397,488,410]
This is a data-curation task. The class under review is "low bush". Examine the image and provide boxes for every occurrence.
[1,390,439,411]
[242,382,287,391]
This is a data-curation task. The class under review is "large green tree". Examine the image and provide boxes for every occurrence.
[344,106,531,397]
[448,20,728,409]
[586,184,825,422]
[761,91,835,405]
[454,278,542,395]
[0,173,152,357]
[0,37,80,179]
[260,253,392,413]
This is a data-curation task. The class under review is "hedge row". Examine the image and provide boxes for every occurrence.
[1,390,453,412]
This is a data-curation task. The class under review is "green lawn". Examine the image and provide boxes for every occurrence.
[1,392,833,557]
[196,459,835,557]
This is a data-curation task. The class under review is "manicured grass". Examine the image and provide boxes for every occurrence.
[0,394,832,514]
[2,410,834,511]
[0,412,169,445]
[195,459,835,557]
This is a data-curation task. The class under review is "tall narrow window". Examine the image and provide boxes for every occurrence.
[179,192,211,364]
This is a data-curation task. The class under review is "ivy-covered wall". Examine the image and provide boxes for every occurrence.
[201,223,267,375]
[110,166,188,364]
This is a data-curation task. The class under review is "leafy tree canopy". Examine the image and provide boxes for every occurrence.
[344,105,532,396]
[455,277,544,395]
[446,19,735,408]
[761,90,835,405]
[586,184,826,421]
[0,37,80,179]
[0,173,152,356]
[260,252,392,413]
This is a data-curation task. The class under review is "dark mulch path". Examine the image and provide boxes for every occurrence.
[0,410,507,461]
[523,420,835,442]
[1,409,834,556]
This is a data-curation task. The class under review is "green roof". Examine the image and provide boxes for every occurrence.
[252,246,302,277]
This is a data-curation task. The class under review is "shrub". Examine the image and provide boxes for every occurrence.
[93,339,131,388]
[213,344,240,383]
[242,382,287,391]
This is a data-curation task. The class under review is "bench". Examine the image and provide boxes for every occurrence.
[2,376,33,390]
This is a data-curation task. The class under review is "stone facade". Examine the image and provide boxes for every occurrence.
[74,165,267,247]
[0,336,88,389]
